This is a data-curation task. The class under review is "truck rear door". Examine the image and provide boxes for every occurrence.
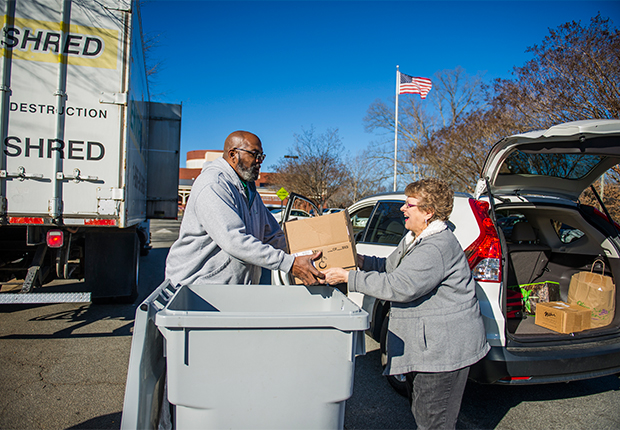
[0,0,129,222]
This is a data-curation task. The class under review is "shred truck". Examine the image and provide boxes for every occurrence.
[0,0,181,303]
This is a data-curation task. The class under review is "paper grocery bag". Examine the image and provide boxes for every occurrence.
[568,260,615,328]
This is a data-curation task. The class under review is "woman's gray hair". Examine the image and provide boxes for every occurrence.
[404,178,454,222]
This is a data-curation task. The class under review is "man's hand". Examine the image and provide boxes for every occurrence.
[291,252,325,285]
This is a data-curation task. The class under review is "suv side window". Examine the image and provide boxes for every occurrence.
[350,205,374,242]
[364,201,406,245]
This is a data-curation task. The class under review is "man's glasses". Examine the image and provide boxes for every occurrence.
[234,148,266,162]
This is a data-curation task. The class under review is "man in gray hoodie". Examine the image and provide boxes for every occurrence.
[166,130,323,286]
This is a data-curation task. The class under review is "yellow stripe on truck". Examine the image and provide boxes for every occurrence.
[1,17,119,69]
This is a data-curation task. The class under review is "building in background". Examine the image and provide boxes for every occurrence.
[178,150,283,210]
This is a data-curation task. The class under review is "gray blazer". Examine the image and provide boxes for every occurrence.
[349,228,490,374]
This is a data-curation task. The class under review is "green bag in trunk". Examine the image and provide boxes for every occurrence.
[519,281,561,315]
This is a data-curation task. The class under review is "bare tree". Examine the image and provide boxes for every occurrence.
[363,67,487,188]
[580,183,620,222]
[327,150,388,207]
[272,127,350,210]
[491,14,620,217]
[139,1,166,98]
[493,14,620,129]
[413,109,510,192]
[143,31,163,78]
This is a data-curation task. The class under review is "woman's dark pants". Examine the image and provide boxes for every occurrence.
[405,366,470,429]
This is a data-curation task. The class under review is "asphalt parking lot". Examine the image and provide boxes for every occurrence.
[1,218,619,429]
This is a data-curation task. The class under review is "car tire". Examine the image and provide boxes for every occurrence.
[379,313,408,397]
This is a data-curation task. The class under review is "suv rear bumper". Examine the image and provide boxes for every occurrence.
[469,336,620,384]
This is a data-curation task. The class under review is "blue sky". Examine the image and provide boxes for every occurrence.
[140,1,620,168]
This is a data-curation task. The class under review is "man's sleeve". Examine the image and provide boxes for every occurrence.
[194,177,294,273]
[261,205,288,251]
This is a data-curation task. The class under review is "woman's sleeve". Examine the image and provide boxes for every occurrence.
[348,243,444,303]
[360,254,387,272]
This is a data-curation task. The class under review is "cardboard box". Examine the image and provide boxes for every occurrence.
[283,210,357,286]
[535,301,591,334]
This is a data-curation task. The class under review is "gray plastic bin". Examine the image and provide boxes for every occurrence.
[155,283,368,429]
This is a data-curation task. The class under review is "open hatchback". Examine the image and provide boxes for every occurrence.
[471,119,620,383]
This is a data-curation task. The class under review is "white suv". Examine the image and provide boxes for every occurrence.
[275,120,620,395]
[346,120,620,394]
[347,191,500,393]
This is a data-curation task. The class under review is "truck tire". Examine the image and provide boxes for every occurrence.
[85,228,139,303]
[380,313,408,397]
[137,223,151,256]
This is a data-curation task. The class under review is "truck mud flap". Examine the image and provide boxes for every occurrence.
[21,244,48,293]
[85,229,139,300]
[121,280,180,430]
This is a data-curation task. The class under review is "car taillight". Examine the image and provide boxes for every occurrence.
[465,199,501,282]
[46,230,64,248]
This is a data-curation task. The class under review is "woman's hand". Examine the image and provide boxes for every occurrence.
[322,267,350,285]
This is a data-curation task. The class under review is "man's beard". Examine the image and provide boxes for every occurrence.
[237,161,260,182]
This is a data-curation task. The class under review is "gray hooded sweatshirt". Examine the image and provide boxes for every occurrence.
[165,157,294,286]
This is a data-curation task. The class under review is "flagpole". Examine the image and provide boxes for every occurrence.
[394,65,399,192]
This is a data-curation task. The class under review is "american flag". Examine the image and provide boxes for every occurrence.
[399,73,432,99]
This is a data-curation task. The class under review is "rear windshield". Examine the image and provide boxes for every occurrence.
[500,151,605,179]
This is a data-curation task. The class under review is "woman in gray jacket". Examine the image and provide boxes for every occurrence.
[323,178,489,430]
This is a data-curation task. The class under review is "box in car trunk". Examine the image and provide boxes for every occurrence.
[535,301,591,334]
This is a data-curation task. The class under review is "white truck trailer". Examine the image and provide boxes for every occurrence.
[0,0,181,303]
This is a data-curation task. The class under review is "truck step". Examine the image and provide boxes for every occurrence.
[0,292,91,304]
